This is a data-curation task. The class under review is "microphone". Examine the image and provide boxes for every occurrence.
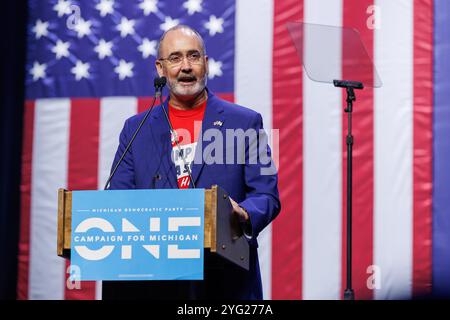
[103,76,167,190]
[154,76,167,93]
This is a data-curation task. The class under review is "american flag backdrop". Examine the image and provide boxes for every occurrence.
[17,0,450,300]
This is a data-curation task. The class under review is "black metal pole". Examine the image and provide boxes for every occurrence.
[343,86,355,301]
[333,79,363,301]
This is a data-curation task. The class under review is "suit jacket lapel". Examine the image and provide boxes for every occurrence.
[190,91,225,186]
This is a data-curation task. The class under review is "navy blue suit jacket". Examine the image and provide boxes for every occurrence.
[106,90,280,300]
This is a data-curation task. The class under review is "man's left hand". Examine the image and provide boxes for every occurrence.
[229,197,249,222]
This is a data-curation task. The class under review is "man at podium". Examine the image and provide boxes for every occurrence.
[103,25,280,300]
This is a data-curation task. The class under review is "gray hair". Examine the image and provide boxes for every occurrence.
[156,24,206,59]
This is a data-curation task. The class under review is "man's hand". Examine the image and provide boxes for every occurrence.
[229,197,249,222]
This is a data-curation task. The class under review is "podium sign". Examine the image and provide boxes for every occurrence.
[70,189,204,281]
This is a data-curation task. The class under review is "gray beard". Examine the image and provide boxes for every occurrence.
[167,75,208,97]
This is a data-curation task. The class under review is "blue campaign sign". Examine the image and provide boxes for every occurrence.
[70,189,204,281]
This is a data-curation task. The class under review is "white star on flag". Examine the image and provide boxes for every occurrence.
[160,16,179,32]
[115,59,134,80]
[117,17,135,38]
[138,38,157,58]
[30,61,47,81]
[139,0,158,16]
[71,61,90,80]
[183,0,202,15]
[53,0,72,17]
[96,0,114,17]
[94,39,113,59]
[74,18,92,38]
[205,15,224,36]
[32,19,49,39]
[208,58,223,79]
[51,40,70,59]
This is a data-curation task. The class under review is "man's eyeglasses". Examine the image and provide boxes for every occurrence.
[158,51,204,66]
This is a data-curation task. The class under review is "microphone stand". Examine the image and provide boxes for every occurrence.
[333,79,364,301]
[103,77,166,190]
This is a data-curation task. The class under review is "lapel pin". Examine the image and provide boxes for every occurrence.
[213,120,223,127]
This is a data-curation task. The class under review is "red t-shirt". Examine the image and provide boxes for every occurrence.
[169,100,207,188]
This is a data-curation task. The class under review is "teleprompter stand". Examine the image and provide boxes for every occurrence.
[334,80,364,301]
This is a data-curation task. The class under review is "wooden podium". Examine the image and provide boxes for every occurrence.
[57,185,249,270]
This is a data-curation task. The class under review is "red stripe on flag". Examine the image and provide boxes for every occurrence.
[138,97,155,114]
[17,101,35,300]
[341,0,375,300]
[271,0,304,299]
[413,0,433,297]
[216,93,234,103]
[64,99,100,300]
